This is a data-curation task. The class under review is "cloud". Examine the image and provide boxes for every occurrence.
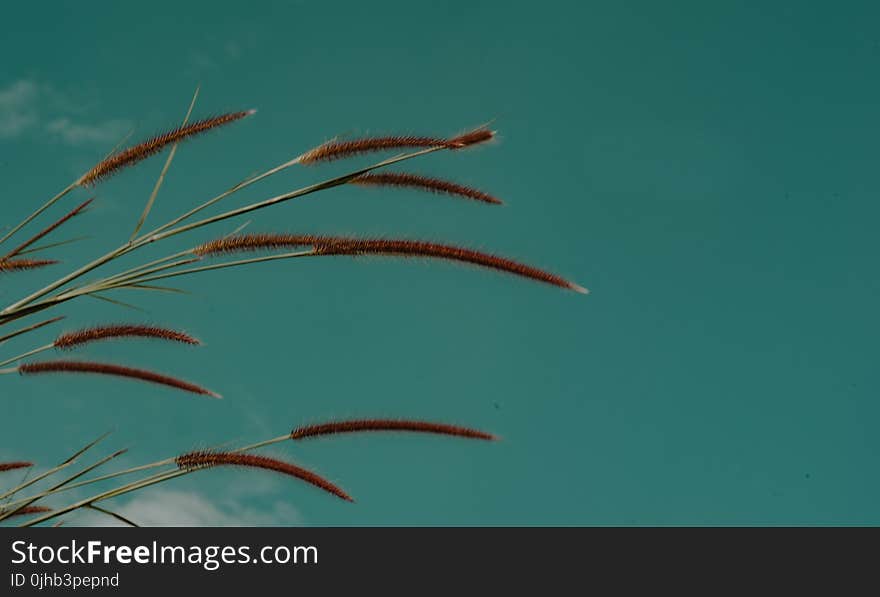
[0,80,39,138]
[0,79,132,145]
[75,489,302,527]
[187,39,244,73]
[45,117,131,145]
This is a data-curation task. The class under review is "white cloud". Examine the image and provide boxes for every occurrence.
[0,80,39,138]
[75,489,302,527]
[45,117,131,145]
[188,39,244,73]
[0,79,132,145]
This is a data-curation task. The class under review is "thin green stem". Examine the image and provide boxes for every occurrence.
[130,86,200,240]
[110,251,314,287]
[0,432,110,501]
[0,344,53,368]
[0,183,76,246]
[0,317,63,346]
[0,449,126,522]
[144,147,443,247]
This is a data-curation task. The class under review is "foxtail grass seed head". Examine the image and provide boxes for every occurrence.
[175,451,353,502]
[193,233,587,293]
[298,135,448,165]
[297,126,496,164]
[349,172,503,205]
[77,111,255,186]
[0,461,33,473]
[54,324,201,350]
[18,360,220,398]
[5,506,53,517]
[5,199,92,259]
[446,126,495,149]
[291,419,498,441]
[0,258,59,273]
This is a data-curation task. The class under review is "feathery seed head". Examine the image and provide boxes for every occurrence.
[19,360,220,398]
[291,419,498,441]
[77,111,254,186]
[349,172,503,205]
[175,451,353,502]
[54,324,201,350]
[0,461,34,473]
[193,233,586,292]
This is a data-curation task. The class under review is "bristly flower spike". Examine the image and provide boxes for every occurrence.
[297,126,496,165]
[349,172,503,205]
[0,259,59,274]
[0,461,33,473]
[193,233,588,293]
[77,111,255,186]
[54,324,201,350]
[291,419,498,441]
[17,361,220,398]
[175,451,353,502]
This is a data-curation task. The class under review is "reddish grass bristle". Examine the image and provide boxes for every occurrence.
[349,172,502,205]
[54,324,201,350]
[5,506,52,517]
[19,360,220,398]
[297,126,496,165]
[193,233,586,292]
[175,451,353,502]
[0,461,33,473]
[446,127,495,149]
[291,419,498,441]
[5,199,93,259]
[0,258,59,273]
[78,111,254,186]
[298,135,448,165]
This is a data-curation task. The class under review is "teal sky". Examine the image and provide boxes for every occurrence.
[2,1,879,525]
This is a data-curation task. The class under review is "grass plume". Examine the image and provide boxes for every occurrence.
[54,324,201,350]
[193,233,587,293]
[4,506,52,517]
[0,461,33,473]
[349,172,502,205]
[77,111,255,187]
[0,259,58,274]
[291,419,498,441]
[446,126,495,149]
[175,451,353,502]
[297,126,495,164]
[17,361,220,398]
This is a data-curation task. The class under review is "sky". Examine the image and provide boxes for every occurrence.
[1,1,880,526]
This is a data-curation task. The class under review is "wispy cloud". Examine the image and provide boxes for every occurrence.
[0,79,132,145]
[187,38,245,73]
[0,80,39,138]
[45,117,131,145]
[75,489,302,527]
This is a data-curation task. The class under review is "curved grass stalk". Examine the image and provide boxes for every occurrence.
[0,146,442,321]
[0,317,64,346]
[0,448,127,523]
[4,431,297,518]
[0,184,77,247]
[0,344,53,368]
[0,128,133,248]
[0,432,110,502]
[86,504,140,527]
[130,86,200,241]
